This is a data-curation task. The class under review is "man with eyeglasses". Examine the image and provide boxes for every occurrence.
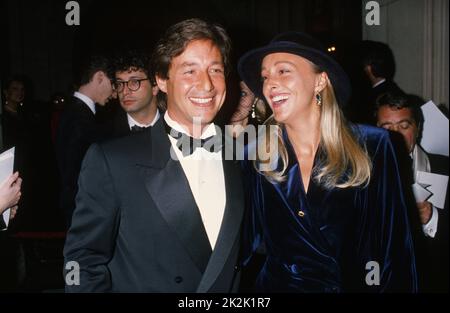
[56,54,115,229]
[375,92,449,292]
[109,51,160,137]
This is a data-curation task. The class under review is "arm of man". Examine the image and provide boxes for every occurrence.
[63,143,120,292]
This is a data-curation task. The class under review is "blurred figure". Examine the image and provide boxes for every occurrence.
[55,55,115,229]
[375,92,449,292]
[2,77,26,150]
[357,41,405,124]
[230,81,270,126]
[49,93,67,144]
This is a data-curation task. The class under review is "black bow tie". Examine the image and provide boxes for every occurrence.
[164,120,222,157]
[131,125,149,132]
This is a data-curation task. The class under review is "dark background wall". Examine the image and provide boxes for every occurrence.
[1,0,362,103]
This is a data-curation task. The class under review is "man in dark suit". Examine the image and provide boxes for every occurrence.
[356,41,405,124]
[56,55,115,228]
[375,92,449,292]
[63,18,244,292]
[108,50,161,138]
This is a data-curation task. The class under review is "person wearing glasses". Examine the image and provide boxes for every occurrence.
[109,50,161,137]
[375,92,449,292]
[56,55,115,229]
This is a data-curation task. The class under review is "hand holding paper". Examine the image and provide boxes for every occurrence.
[416,171,449,209]
[0,147,19,229]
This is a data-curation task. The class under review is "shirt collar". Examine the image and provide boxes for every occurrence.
[127,110,160,129]
[372,78,386,88]
[164,111,217,139]
[74,91,96,114]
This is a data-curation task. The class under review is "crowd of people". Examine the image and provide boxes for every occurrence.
[1,18,448,293]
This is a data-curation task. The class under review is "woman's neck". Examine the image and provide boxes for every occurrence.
[4,101,19,114]
[285,111,321,157]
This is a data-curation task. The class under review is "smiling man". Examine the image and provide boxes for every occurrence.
[63,18,244,292]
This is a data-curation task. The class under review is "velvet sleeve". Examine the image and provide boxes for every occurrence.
[355,131,418,292]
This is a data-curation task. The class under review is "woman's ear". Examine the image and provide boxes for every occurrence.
[315,72,328,94]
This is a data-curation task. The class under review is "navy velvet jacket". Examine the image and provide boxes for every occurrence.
[242,125,418,292]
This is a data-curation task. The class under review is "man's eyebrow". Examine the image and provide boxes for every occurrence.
[180,62,198,67]
[116,76,146,81]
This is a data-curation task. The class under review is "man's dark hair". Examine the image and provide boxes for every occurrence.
[151,18,232,80]
[374,92,425,129]
[361,40,396,80]
[75,55,113,88]
[113,50,154,85]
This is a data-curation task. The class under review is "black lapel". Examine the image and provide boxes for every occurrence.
[115,110,131,137]
[136,119,212,273]
[196,140,245,292]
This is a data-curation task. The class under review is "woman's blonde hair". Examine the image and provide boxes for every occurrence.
[255,74,371,189]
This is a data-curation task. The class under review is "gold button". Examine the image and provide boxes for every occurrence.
[298,211,305,217]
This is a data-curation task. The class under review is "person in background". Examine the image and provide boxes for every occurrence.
[55,55,115,229]
[108,50,160,137]
[375,92,449,292]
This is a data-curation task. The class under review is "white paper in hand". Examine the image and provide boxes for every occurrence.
[412,182,432,203]
[0,147,15,229]
[416,170,449,209]
[421,101,449,157]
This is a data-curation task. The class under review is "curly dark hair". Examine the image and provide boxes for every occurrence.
[113,50,154,85]
[151,18,232,80]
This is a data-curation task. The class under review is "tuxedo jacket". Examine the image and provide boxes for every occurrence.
[106,109,132,139]
[422,152,449,292]
[391,134,449,292]
[56,96,104,227]
[63,118,245,292]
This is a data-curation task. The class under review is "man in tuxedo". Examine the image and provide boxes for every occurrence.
[56,55,115,228]
[108,50,161,138]
[375,92,449,292]
[63,18,244,292]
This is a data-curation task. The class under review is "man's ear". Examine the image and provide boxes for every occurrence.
[92,71,109,85]
[92,71,104,85]
[151,84,160,97]
[156,75,168,94]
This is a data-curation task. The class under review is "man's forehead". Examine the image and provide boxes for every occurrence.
[116,68,146,77]
[378,105,414,121]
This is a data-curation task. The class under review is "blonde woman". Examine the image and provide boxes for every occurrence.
[238,32,417,292]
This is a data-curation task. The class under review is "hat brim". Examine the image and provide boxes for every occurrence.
[238,41,351,106]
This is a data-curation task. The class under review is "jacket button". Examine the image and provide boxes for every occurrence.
[174,276,183,284]
[298,210,305,217]
[234,265,240,271]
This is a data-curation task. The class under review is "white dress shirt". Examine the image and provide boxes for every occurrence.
[411,144,439,238]
[127,110,160,129]
[372,78,386,88]
[74,91,96,114]
[164,112,226,249]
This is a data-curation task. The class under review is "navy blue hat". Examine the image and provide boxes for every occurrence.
[238,31,351,106]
